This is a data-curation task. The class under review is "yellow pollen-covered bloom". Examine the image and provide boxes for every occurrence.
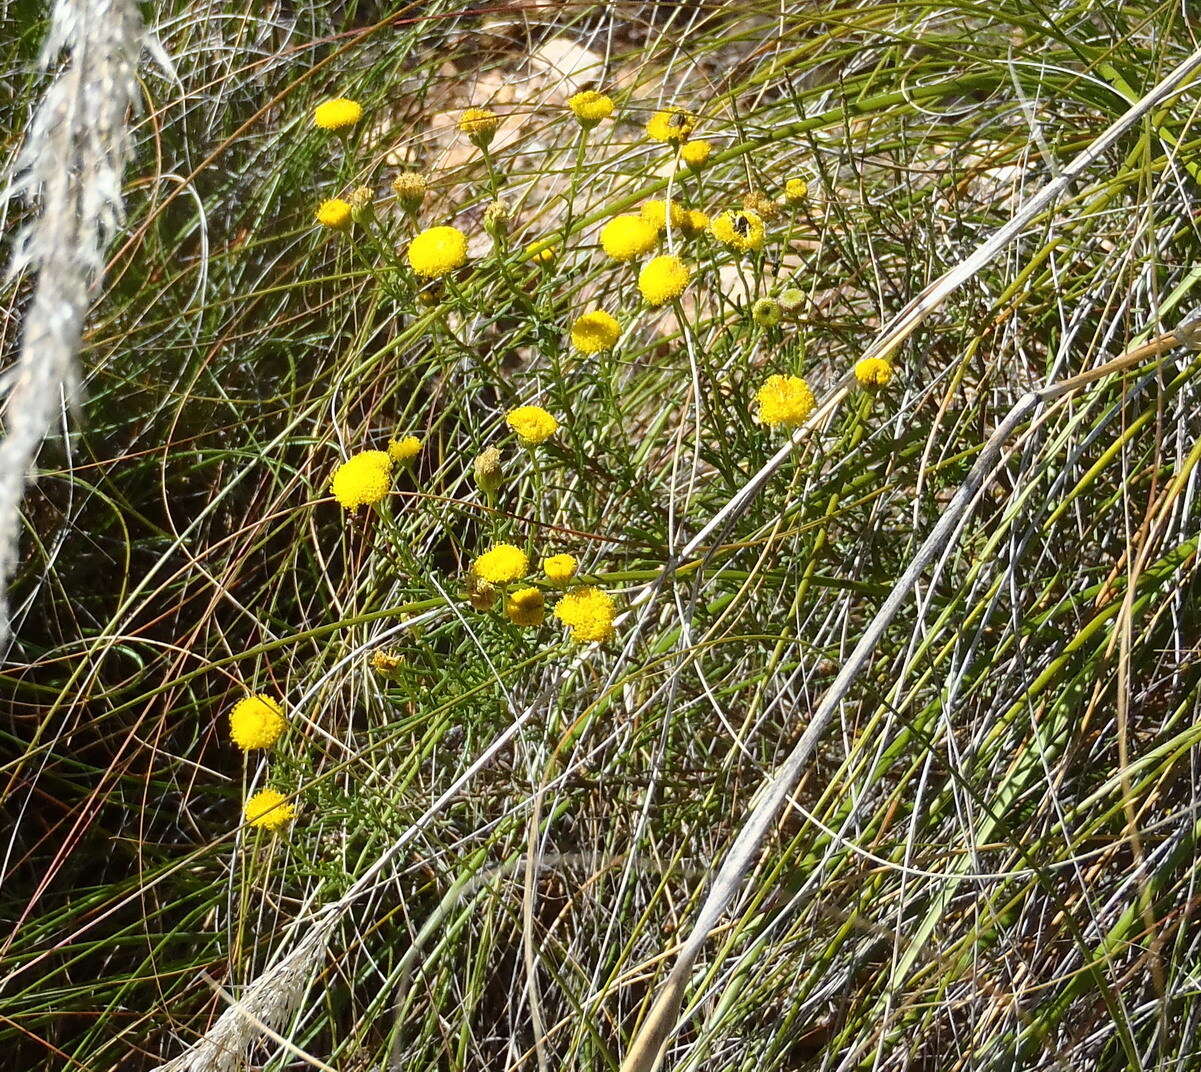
[542,553,578,584]
[646,107,696,143]
[524,241,557,265]
[570,310,621,354]
[407,225,468,278]
[554,586,617,643]
[679,139,712,168]
[785,177,809,203]
[313,97,363,130]
[244,788,295,831]
[684,209,710,235]
[638,255,691,306]
[388,436,422,465]
[459,107,499,145]
[315,199,352,229]
[472,543,529,585]
[756,374,816,428]
[641,198,689,233]
[600,214,659,261]
[505,587,546,627]
[854,357,894,387]
[568,90,614,126]
[506,405,558,445]
[330,450,392,510]
[711,209,765,252]
[229,694,286,750]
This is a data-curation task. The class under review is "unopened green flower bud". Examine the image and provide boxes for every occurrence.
[473,445,504,495]
[483,199,511,241]
[391,170,427,212]
[752,298,782,327]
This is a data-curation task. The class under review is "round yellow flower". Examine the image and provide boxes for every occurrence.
[459,107,499,146]
[568,90,614,126]
[638,255,691,306]
[646,107,696,143]
[684,209,710,235]
[641,198,689,233]
[600,215,659,261]
[229,694,286,751]
[315,198,352,229]
[752,299,782,327]
[554,586,617,643]
[711,209,765,252]
[854,357,894,388]
[542,553,578,584]
[506,405,558,445]
[313,97,363,131]
[388,435,422,465]
[330,450,392,510]
[570,310,621,354]
[679,139,712,168]
[524,241,556,265]
[505,587,546,627]
[785,177,809,203]
[756,374,816,428]
[472,542,529,585]
[244,788,295,831]
[407,225,468,278]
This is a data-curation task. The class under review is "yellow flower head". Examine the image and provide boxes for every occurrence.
[710,209,765,252]
[641,198,689,233]
[505,587,546,627]
[638,255,691,306]
[743,190,781,221]
[570,310,621,354]
[756,374,816,428]
[684,209,710,235]
[370,649,404,677]
[554,586,617,643]
[459,107,499,146]
[679,139,712,168]
[330,449,392,510]
[524,241,557,265]
[313,97,363,131]
[785,177,809,203]
[391,170,427,210]
[407,225,468,278]
[646,106,696,143]
[542,553,578,584]
[244,788,295,831]
[568,90,615,127]
[388,435,422,465]
[506,405,558,445]
[600,215,659,261]
[472,542,529,584]
[315,198,352,229]
[229,694,286,751]
[854,357,894,388]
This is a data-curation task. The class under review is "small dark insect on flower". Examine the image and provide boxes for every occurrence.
[668,111,686,127]
[732,213,751,237]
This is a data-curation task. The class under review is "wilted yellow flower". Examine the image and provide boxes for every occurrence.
[570,310,621,354]
[466,571,498,612]
[646,107,696,143]
[568,90,614,127]
[554,586,617,643]
[229,694,286,751]
[244,788,295,831]
[315,198,352,229]
[743,190,781,220]
[392,170,427,210]
[459,107,499,146]
[756,374,815,428]
[473,446,505,494]
[785,178,808,203]
[472,542,529,584]
[505,587,546,627]
[483,198,511,239]
[600,215,659,261]
[638,255,691,306]
[330,450,392,510]
[711,209,765,252]
[388,436,422,465]
[679,139,712,168]
[542,553,578,584]
[370,649,404,678]
[313,97,363,131]
[854,357,894,388]
[506,405,558,445]
[641,198,689,233]
[407,225,468,278]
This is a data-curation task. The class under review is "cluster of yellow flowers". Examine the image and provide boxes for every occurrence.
[227,694,295,832]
